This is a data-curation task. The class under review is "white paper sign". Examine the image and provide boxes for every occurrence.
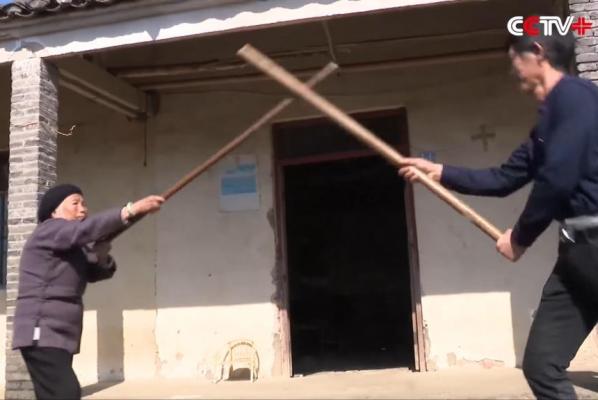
[219,154,260,211]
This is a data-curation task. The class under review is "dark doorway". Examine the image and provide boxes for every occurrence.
[273,109,421,376]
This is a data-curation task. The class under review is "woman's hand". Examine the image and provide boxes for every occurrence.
[121,195,165,222]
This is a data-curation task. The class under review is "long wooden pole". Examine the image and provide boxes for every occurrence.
[106,62,339,240]
[237,44,503,241]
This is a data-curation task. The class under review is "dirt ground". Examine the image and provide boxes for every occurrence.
[79,366,598,399]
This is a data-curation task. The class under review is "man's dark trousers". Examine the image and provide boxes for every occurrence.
[523,228,598,399]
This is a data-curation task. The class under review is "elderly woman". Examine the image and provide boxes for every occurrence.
[12,184,164,399]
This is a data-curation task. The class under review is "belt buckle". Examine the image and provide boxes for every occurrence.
[560,225,576,243]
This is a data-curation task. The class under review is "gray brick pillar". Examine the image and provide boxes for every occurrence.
[5,58,58,400]
[570,0,598,80]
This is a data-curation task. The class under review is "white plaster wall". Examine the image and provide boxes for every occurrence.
[56,90,160,383]
[143,55,563,378]
[151,90,281,379]
[61,55,596,378]
[0,54,595,384]
[403,73,558,368]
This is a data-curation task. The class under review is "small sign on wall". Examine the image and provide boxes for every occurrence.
[219,154,260,211]
[419,151,436,162]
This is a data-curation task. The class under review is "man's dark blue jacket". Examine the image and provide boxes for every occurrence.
[441,76,598,247]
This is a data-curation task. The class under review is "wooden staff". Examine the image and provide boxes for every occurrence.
[106,62,339,241]
[237,44,503,241]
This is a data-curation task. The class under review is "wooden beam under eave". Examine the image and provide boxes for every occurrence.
[53,57,148,119]
[138,48,506,91]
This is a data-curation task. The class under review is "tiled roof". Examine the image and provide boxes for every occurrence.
[0,0,123,20]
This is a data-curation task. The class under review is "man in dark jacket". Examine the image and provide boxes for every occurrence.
[13,184,164,399]
[400,32,598,399]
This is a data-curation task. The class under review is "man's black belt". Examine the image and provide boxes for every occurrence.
[560,215,598,244]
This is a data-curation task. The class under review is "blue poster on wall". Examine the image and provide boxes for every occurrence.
[219,154,260,211]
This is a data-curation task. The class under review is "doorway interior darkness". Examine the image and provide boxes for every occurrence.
[273,108,423,375]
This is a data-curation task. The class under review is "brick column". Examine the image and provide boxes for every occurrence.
[5,58,58,400]
[570,0,598,81]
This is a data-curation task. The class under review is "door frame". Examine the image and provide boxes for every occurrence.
[271,107,426,376]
